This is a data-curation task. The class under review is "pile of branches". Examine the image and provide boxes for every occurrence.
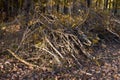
[7,2,120,70]
[7,14,97,70]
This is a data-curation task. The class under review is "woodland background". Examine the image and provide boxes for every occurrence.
[0,0,120,79]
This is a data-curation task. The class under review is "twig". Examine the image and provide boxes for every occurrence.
[27,56,40,60]
[80,70,92,76]
[7,49,40,68]
[15,27,30,53]
[42,48,61,65]
[71,54,82,67]
[107,28,120,38]
[45,37,64,59]
[111,18,120,24]
[15,19,46,53]
[71,35,94,60]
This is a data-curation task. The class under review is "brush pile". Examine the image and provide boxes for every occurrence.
[7,1,120,70]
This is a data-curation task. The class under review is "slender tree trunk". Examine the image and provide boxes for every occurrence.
[104,0,108,10]
[112,0,117,15]
[86,0,91,8]
[22,0,33,28]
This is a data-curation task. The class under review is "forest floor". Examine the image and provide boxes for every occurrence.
[0,25,120,80]
[0,17,120,80]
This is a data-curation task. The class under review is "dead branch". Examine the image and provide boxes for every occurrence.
[7,49,40,68]
[42,48,61,65]
[45,37,64,59]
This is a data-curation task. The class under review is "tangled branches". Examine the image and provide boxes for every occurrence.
[6,1,120,70]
